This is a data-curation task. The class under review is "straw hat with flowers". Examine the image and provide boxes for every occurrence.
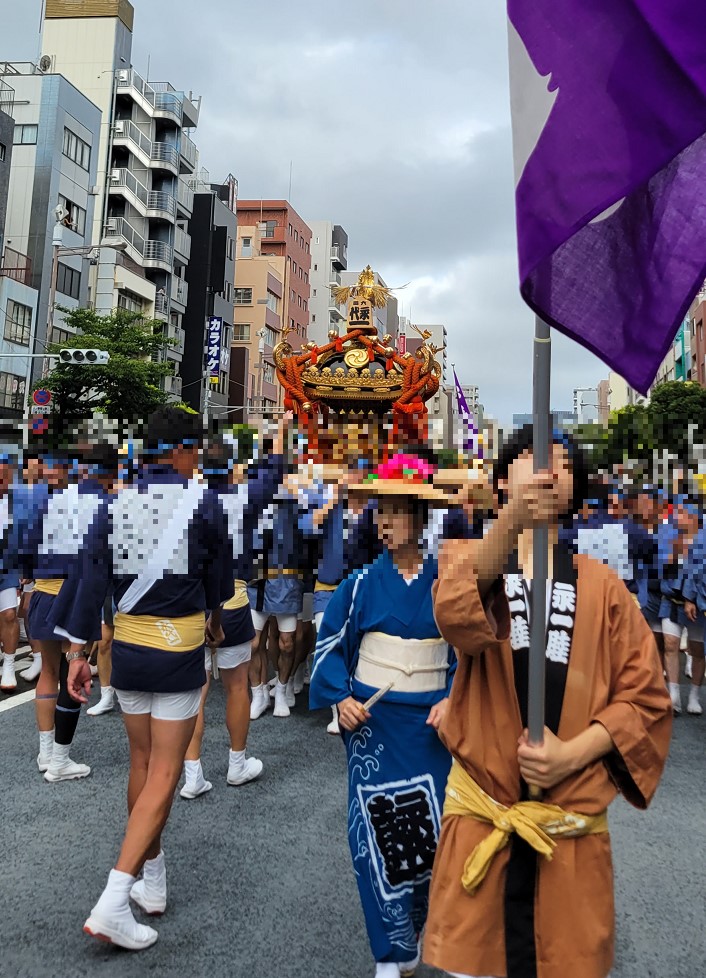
[348,453,452,503]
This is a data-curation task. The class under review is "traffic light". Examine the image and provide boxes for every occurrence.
[59,349,110,365]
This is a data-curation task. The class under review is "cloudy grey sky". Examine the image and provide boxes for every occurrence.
[6,0,607,425]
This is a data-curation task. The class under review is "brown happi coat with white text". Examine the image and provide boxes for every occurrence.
[423,541,672,978]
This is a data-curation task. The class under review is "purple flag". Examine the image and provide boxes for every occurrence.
[453,369,479,456]
[508,2,706,393]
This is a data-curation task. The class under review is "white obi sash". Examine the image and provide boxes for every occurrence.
[354,631,449,694]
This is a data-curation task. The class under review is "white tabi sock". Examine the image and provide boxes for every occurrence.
[183,758,205,786]
[143,851,166,886]
[668,682,681,695]
[39,729,54,757]
[94,868,135,916]
[229,749,246,771]
[52,742,71,765]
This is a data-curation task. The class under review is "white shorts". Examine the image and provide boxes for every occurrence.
[205,642,251,672]
[298,592,314,622]
[661,618,703,645]
[115,688,202,721]
[251,610,298,634]
[23,582,35,593]
[0,588,17,613]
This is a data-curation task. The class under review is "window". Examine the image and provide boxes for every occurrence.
[313,289,317,297]
[224,282,233,303]
[233,324,251,342]
[50,326,71,346]
[0,372,26,411]
[292,261,297,274]
[227,237,235,260]
[62,127,91,170]
[290,288,295,301]
[263,362,275,385]
[305,272,309,284]
[13,124,37,145]
[266,291,279,313]
[314,263,318,272]
[288,223,293,235]
[264,326,278,347]
[56,261,81,300]
[263,220,276,238]
[234,287,253,305]
[117,290,144,315]
[57,194,86,236]
[294,230,299,243]
[312,314,316,323]
[290,318,295,330]
[0,143,5,162]
[4,300,32,345]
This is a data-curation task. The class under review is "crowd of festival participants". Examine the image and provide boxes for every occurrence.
[2,405,693,977]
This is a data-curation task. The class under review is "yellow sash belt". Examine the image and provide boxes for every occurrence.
[443,760,608,896]
[224,580,249,611]
[113,611,205,653]
[314,581,338,592]
[34,578,63,596]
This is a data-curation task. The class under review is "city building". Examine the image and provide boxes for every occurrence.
[607,372,647,412]
[0,60,101,380]
[231,222,285,420]
[0,79,14,252]
[340,268,399,341]
[307,221,348,346]
[512,410,576,429]
[0,80,40,422]
[41,0,201,391]
[597,379,611,424]
[232,201,311,419]
[182,173,237,418]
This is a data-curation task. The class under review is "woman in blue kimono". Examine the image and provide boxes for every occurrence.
[310,454,455,978]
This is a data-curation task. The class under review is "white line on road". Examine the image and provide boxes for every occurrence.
[0,689,35,713]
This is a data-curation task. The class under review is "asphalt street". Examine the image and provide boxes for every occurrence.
[1,662,704,978]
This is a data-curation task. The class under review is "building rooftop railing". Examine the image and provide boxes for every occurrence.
[0,78,15,116]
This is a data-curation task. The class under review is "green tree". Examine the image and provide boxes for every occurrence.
[603,404,654,467]
[648,381,706,460]
[34,307,175,422]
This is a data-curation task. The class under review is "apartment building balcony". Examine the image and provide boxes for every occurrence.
[330,244,347,270]
[113,120,179,174]
[103,216,145,264]
[0,78,15,117]
[328,301,346,322]
[117,70,182,125]
[170,274,188,310]
[109,169,176,222]
[174,226,191,262]
[147,190,177,221]
[0,247,31,286]
[109,165,147,208]
[264,306,281,331]
[144,239,173,272]
[329,268,341,288]
[154,291,169,319]
[259,224,287,245]
[151,141,180,173]
[177,178,194,217]
[179,132,197,173]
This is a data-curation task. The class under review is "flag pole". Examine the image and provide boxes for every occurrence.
[528,316,551,786]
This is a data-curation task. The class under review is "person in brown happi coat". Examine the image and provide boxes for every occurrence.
[423,427,672,978]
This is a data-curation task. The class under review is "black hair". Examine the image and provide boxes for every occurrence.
[144,406,203,454]
[493,424,591,519]
[202,438,233,486]
[80,442,120,475]
[377,494,430,529]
